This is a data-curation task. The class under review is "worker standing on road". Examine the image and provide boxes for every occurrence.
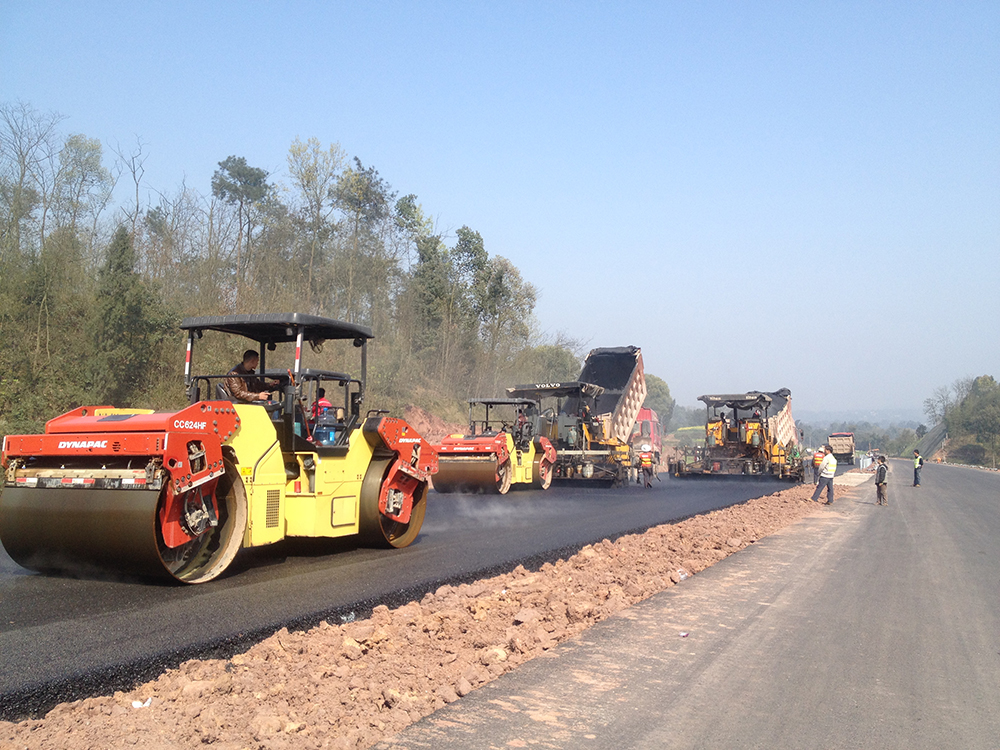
[811,444,837,504]
[913,450,924,487]
[812,449,824,484]
[875,456,889,506]
[639,451,655,488]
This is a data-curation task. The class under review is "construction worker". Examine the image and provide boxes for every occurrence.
[811,444,837,504]
[639,451,655,488]
[311,387,333,419]
[812,448,825,484]
[875,455,889,506]
[913,450,924,486]
[225,350,277,402]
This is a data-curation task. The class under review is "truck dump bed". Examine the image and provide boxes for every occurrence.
[577,346,647,444]
[763,388,799,448]
[828,432,855,464]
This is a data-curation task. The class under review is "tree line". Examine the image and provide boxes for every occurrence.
[923,375,1000,467]
[0,100,673,433]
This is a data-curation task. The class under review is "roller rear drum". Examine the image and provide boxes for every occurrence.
[359,457,427,548]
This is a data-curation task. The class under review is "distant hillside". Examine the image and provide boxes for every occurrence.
[795,409,923,425]
[932,375,1000,468]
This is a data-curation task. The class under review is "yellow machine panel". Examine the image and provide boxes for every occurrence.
[229,405,287,547]
[283,429,373,538]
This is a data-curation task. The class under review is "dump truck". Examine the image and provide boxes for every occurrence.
[506,344,647,486]
[828,432,856,465]
[0,313,438,584]
[578,346,647,446]
[433,399,557,494]
[669,388,803,480]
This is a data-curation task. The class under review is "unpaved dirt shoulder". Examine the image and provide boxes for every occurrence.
[0,482,835,750]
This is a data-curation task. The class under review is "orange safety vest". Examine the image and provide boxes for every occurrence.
[640,452,653,467]
[813,451,824,466]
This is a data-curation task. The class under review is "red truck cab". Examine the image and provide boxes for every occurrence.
[630,407,662,465]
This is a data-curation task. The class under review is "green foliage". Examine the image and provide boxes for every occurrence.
[211,155,271,206]
[643,374,675,426]
[511,344,580,384]
[286,137,344,310]
[665,404,704,432]
[55,134,113,237]
[0,101,630,435]
[88,227,175,406]
[946,375,1000,467]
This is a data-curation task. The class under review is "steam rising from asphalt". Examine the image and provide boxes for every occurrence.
[420,495,553,532]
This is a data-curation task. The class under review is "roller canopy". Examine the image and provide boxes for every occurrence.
[262,368,353,382]
[180,313,373,344]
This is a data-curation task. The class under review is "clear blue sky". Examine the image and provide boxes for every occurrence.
[3,1,998,418]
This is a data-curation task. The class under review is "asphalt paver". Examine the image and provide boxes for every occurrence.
[377,461,1000,749]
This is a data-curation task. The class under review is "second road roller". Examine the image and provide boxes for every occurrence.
[433,398,556,494]
[0,313,439,584]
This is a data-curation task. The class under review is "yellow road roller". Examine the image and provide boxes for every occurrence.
[433,398,556,494]
[0,313,438,584]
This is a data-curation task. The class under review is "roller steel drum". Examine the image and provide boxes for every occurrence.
[433,455,512,494]
[0,461,247,584]
[358,457,428,547]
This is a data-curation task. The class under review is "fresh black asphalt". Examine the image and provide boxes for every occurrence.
[0,475,789,719]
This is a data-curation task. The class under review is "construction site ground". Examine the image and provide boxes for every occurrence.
[378,460,1000,750]
[3,461,998,748]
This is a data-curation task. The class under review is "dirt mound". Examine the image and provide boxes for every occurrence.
[0,485,839,750]
[401,406,464,444]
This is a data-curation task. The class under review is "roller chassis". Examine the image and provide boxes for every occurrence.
[0,313,439,584]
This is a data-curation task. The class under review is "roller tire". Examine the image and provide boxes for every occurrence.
[496,457,513,495]
[531,456,553,490]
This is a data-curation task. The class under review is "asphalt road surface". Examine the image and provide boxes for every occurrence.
[381,460,1000,750]
[0,474,790,719]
